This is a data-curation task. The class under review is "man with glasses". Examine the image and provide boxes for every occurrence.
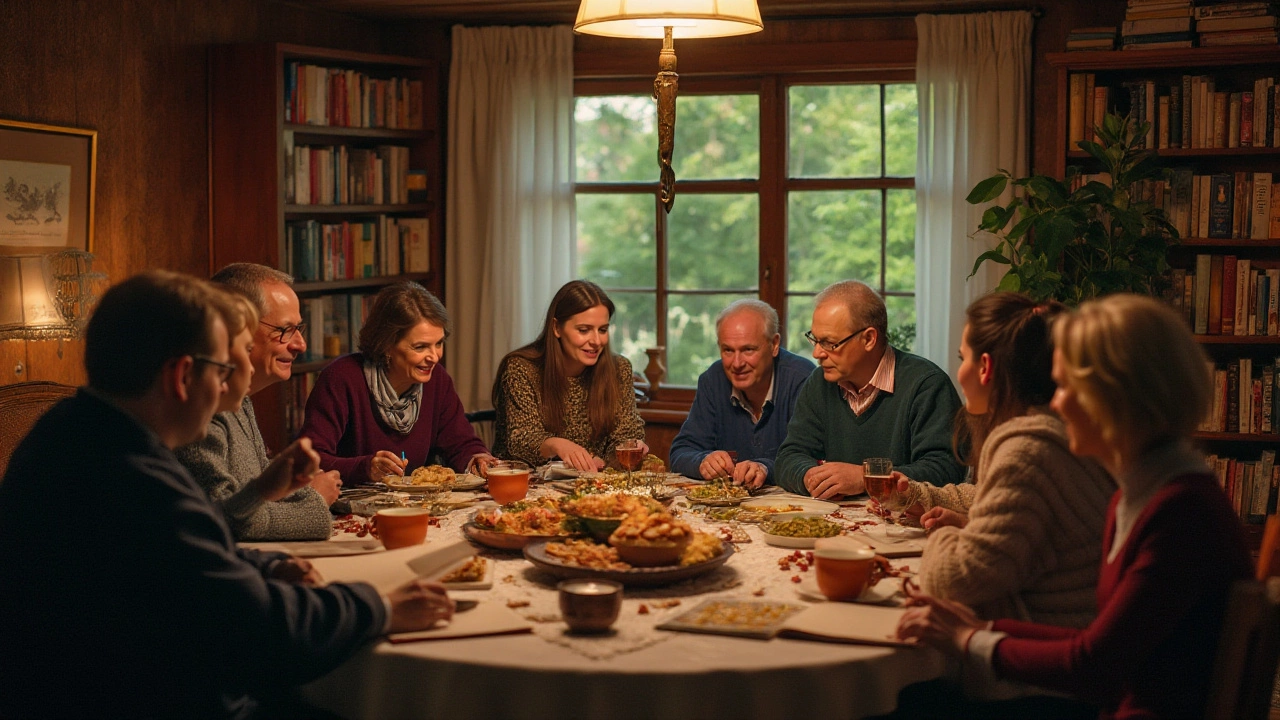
[668,299,813,488]
[0,271,455,718]
[775,280,964,499]
[177,263,340,540]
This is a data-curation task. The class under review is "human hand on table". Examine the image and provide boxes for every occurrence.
[542,438,604,473]
[699,450,736,480]
[732,460,767,490]
[386,579,455,634]
[268,557,324,586]
[468,453,498,477]
[372,450,408,479]
[803,461,863,499]
[253,437,326,502]
[896,591,985,657]
[920,507,967,531]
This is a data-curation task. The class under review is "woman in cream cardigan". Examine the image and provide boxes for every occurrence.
[893,292,1115,628]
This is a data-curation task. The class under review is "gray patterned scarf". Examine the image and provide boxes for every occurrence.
[362,359,422,435]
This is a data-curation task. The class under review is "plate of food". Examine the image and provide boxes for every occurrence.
[437,556,494,591]
[759,517,846,548]
[655,599,807,639]
[462,499,574,551]
[523,534,734,587]
[558,493,664,541]
[685,479,751,507]
[740,496,839,516]
[385,464,457,494]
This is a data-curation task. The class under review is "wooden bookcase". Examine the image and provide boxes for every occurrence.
[1049,47,1280,542]
[210,43,443,452]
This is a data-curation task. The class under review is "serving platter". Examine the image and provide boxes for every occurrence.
[740,497,840,515]
[462,522,574,551]
[523,539,735,587]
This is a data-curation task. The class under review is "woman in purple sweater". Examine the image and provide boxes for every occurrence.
[897,295,1251,720]
[300,283,493,484]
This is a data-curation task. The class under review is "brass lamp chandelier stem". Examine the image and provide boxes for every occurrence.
[654,25,678,213]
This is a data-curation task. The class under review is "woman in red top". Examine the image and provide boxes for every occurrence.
[897,294,1252,720]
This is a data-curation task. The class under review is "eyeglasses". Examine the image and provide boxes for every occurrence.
[192,355,237,382]
[804,326,870,353]
[259,321,307,344]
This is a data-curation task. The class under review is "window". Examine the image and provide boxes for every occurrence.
[575,74,917,387]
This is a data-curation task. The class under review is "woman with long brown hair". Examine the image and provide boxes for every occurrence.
[893,292,1115,629]
[492,280,645,471]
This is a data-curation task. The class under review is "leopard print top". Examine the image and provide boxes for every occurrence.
[492,354,645,466]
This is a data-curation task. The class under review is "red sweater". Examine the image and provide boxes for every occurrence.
[299,354,489,483]
[990,473,1252,720]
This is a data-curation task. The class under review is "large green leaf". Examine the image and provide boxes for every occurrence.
[969,248,1012,278]
[997,272,1021,292]
[966,175,1008,204]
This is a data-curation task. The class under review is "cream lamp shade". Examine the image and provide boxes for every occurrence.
[574,1,762,40]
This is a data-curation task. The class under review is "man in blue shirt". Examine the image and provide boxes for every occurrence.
[669,299,814,488]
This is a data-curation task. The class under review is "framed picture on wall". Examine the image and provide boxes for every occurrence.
[0,119,97,253]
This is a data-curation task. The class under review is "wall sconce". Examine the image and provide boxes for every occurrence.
[574,0,762,213]
[0,250,106,342]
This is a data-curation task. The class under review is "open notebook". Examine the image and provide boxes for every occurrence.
[659,598,911,646]
[310,540,532,643]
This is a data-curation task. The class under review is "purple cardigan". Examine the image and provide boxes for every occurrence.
[300,354,489,484]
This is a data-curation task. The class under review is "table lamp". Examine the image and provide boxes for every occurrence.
[574,0,762,212]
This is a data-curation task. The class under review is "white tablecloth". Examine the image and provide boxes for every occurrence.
[301,493,948,720]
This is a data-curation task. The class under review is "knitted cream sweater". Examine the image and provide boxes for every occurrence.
[917,412,1116,628]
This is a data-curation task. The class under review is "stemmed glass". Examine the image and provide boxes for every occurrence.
[863,458,905,537]
[615,440,644,483]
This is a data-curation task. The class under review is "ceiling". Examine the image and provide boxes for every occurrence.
[290,0,1029,23]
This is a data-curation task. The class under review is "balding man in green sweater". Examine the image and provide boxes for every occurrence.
[776,280,965,499]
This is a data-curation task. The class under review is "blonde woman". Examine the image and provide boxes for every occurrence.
[898,295,1252,720]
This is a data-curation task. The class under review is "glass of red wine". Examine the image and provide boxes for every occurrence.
[616,440,644,482]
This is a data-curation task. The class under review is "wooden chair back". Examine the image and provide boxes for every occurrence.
[1205,577,1280,720]
[466,408,496,450]
[0,381,77,479]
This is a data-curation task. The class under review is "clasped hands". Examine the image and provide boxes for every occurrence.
[699,450,766,489]
[894,582,986,657]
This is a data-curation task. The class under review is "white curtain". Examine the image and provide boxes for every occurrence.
[914,11,1032,379]
[446,25,575,411]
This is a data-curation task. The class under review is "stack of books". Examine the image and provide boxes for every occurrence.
[1066,26,1118,50]
[1197,2,1280,45]
[1122,0,1196,49]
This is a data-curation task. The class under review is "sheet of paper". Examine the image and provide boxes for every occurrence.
[778,601,911,647]
[239,539,383,557]
[388,602,533,643]
[310,540,475,594]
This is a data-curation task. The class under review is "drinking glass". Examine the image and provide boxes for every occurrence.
[616,440,644,482]
[863,457,905,536]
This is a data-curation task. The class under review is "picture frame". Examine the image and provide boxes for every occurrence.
[0,118,97,253]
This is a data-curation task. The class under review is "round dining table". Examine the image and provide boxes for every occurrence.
[299,489,949,720]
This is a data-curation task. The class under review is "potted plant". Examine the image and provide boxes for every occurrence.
[965,112,1178,305]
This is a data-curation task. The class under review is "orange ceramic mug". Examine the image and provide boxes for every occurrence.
[372,508,432,550]
[813,537,884,601]
[486,460,530,505]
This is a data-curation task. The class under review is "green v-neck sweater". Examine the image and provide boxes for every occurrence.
[775,349,966,494]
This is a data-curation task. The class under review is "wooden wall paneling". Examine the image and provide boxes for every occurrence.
[22,341,84,383]
[0,343,27,386]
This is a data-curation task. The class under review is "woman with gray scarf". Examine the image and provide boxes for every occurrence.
[300,282,493,484]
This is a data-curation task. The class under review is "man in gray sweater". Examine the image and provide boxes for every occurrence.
[177,263,340,540]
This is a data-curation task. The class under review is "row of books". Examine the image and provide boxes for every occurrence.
[285,217,429,282]
[284,141,413,206]
[1121,1,1279,49]
[283,371,320,439]
[1067,73,1280,150]
[1075,171,1280,241]
[299,293,373,363]
[1168,255,1280,335]
[1208,450,1278,524]
[1172,255,1280,335]
[1202,357,1280,434]
[283,62,424,130]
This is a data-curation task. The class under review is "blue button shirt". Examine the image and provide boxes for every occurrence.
[668,348,815,483]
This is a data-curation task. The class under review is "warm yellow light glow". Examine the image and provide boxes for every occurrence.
[574,0,763,40]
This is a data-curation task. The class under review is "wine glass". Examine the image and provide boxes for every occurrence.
[616,440,644,483]
[862,458,904,536]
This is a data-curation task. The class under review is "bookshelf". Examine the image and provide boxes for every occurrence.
[1049,47,1280,536]
[210,43,442,451]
